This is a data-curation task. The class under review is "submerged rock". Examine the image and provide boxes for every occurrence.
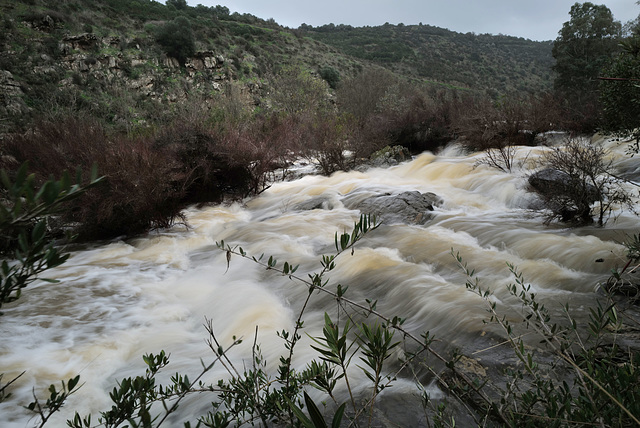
[343,190,442,225]
[293,195,336,211]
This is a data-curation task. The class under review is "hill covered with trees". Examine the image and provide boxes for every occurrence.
[301,23,555,97]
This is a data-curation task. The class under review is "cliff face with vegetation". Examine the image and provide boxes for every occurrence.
[0,0,366,132]
[0,0,555,134]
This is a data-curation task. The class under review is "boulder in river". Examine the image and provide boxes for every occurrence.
[528,168,598,203]
[343,190,442,225]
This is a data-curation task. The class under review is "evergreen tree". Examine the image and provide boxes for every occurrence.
[552,2,621,123]
[600,27,640,146]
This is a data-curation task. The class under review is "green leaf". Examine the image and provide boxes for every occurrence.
[14,162,28,188]
[285,396,314,428]
[331,403,346,428]
[304,391,328,428]
[1,169,11,191]
[68,375,80,390]
[32,221,46,242]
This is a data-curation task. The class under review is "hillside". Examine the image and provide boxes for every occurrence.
[0,0,365,132]
[0,0,555,133]
[301,23,555,96]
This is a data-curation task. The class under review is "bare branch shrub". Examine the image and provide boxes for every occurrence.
[529,137,635,226]
[382,88,458,153]
[453,96,533,151]
[453,93,563,152]
[475,144,519,173]
[303,112,352,174]
[2,115,184,238]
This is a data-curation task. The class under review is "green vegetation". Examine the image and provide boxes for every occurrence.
[599,30,640,147]
[455,253,640,427]
[552,2,622,128]
[0,1,639,425]
[0,163,102,311]
[318,66,340,89]
[154,16,195,65]
[301,23,554,96]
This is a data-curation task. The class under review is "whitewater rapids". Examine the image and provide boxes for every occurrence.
[0,135,637,427]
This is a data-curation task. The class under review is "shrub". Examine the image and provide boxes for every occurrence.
[318,66,340,89]
[2,115,184,239]
[155,16,195,65]
[455,253,640,427]
[303,112,352,174]
[381,88,458,153]
[475,144,519,173]
[528,137,634,226]
[337,68,397,124]
[268,65,331,117]
[152,119,253,203]
[454,96,535,151]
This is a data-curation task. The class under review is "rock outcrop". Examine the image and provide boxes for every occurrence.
[357,145,412,171]
[0,25,232,128]
[0,70,29,116]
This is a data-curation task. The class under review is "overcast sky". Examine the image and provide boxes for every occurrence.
[186,0,639,41]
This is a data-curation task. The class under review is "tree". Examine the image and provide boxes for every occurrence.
[552,2,621,122]
[155,16,195,66]
[600,17,640,147]
[165,0,187,10]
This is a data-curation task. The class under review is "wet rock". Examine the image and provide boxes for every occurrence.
[372,145,411,166]
[343,190,442,225]
[357,145,412,171]
[293,196,336,211]
[528,168,598,202]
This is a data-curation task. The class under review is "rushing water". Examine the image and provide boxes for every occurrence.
[0,135,638,426]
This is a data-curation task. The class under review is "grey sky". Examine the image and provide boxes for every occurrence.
[186,0,639,41]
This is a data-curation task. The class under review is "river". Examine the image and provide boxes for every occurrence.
[0,135,637,427]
